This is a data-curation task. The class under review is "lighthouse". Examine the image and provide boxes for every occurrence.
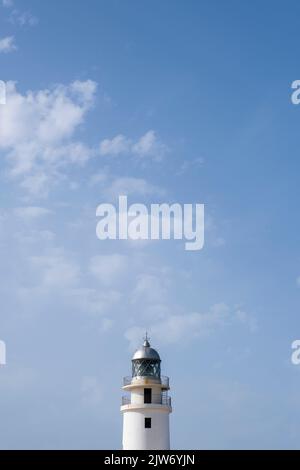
[121,336,172,450]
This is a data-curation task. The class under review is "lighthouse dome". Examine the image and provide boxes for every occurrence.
[132,339,161,361]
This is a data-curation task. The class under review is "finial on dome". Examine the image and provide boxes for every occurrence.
[143,331,150,347]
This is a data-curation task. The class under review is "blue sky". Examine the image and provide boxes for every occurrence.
[0,0,300,450]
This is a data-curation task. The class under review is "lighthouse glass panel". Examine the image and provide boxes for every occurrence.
[132,359,161,379]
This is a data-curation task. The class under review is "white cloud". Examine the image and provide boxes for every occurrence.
[0,81,95,149]
[89,170,109,187]
[17,280,121,318]
[132,273,168,304]
[14,206,52,220]
[42,142,95,166]
[68,287,121,316]
[0,36,17,53]
[100,134,131,156]
[70,80,97,103]
[14,229,55,244]
[99,130,168,161]
[19,173,50,197]
[153,303,231,343]
[0,80,97,195]
[132,130,167,161]
[30,253,80,288]
[89,254,128,286]
[105,176,163,199]
[125,303,257,347]
[235,308,257,333]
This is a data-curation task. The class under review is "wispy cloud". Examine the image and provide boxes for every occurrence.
[14,206,53,220]
[30,252,81,288]
[2,0,38,27]
[0,35,17,53]
[132,273,169,304]
[100,134,131,157]
[176,157,204,175]
[9,10,38,27]
[100,130,168,162]
[125,302,257,348]
[89,254,128,286]
[2,0,14,8]
[104,176,164,199]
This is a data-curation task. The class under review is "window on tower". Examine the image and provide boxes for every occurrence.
[145,418,152,429]
[144,388,152,404]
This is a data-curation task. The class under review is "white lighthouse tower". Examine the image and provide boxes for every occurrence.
[121,336,172,450]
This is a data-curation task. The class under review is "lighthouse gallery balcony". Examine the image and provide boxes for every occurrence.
[123,375,169,389]
[122,394,171,407]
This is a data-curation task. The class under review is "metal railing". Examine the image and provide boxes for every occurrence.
[122,395,172,407]
[123,375,169,388]
[122,396,130,405]
[162,395,172,406]
[122,396,131,405]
